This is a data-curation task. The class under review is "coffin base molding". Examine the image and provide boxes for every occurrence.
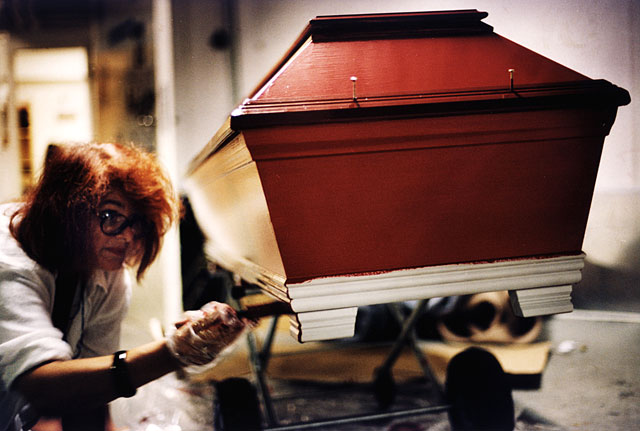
[220,252,585,342]
[509,285,574,317]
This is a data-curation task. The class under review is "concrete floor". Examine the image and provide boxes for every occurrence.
[112,306,640,430]
[513,311,640,430]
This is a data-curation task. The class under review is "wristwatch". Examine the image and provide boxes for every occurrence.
[110,350,137,398]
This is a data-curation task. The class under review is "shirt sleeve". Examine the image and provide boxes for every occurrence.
[0,266,73,391]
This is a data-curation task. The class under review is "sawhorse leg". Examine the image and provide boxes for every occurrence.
[373,299,445,408]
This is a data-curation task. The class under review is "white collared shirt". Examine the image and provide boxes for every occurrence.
[0,204,132,431]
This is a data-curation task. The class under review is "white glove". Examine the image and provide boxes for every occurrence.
[166,301,248,366]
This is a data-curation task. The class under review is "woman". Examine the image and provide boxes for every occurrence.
[0,142,249,430]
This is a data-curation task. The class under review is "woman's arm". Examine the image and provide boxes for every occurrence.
[13,339,179,415]
[14,301,249,416]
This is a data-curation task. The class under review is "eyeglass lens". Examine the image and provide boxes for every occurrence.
[99,210,145,237]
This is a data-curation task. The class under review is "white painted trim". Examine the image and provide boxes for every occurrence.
[288,307,358,342]
[217,253,586,342]
[509,285,574,317]
[286,254,584,313]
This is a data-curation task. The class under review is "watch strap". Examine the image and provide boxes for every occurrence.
[110,350,137,398]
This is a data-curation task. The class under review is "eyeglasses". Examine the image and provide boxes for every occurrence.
[97,209,148,238]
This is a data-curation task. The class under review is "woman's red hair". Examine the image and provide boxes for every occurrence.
[10,142,180,281]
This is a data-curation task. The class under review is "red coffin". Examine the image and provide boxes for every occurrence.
[185,11,629,338]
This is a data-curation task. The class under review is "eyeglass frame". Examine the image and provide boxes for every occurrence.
[96,209,148,238]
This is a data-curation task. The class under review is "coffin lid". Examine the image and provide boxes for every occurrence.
[229,10,630,130]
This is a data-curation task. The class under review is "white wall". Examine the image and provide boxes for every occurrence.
[172,0,235,179]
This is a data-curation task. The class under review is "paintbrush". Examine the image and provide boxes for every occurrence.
[236,301,293,320]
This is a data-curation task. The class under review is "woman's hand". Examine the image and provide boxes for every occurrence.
[166,302,249,366]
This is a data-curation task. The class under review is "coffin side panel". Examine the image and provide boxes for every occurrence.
[184,135,287,283]
[245,108,607,283]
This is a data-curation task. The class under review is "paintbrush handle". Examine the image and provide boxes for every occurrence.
[237,301,293,320]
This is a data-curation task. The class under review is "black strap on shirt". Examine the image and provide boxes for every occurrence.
[51,270,78,335]
[52,271,108,431]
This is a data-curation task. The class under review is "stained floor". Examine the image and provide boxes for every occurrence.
[111,308,640,431]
